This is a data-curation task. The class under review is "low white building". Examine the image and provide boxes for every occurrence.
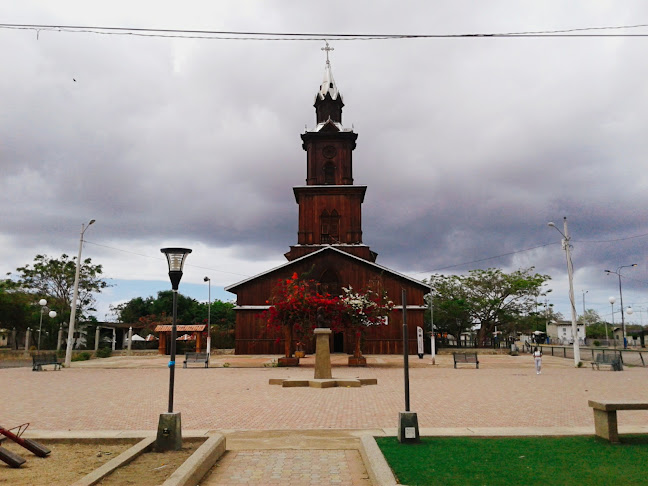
[546,320,585,345]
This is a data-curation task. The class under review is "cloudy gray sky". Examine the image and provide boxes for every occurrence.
[1,1,647,324]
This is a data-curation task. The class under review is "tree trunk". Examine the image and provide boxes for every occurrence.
[283,324,292,358]
[354,331,362,358]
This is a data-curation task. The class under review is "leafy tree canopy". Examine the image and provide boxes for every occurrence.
[111,291,235,330]
[429,267,551,345]
[5,253,109,329]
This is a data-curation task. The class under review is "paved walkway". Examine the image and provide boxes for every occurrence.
[4,353,648,484]
[202,449,371,485]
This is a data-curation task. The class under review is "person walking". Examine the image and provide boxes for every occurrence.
[533,347,543,374]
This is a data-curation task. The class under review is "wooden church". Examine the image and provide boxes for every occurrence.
[225,50,429,355]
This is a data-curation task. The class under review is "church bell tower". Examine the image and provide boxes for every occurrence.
[285,44,377,262]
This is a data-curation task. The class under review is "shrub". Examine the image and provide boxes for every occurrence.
[72,352,91,362]
[593,340,601,347]
[96,347,112,358]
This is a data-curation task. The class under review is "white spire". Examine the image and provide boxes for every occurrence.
[318,41,340,100]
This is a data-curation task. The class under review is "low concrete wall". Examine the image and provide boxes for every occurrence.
[161,434,226,486]
[359,435,397,486]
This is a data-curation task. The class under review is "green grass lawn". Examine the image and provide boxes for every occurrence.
[375,435,648,486]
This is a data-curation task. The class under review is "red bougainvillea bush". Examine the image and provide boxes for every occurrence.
[261,274,394,358]
[261,273,343,357]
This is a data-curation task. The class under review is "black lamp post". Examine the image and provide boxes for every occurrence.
[157,247,192,451]
[605,264,637,349]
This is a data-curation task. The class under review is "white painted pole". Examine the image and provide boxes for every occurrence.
[429,289,436,365]
[563,217,581,366]
[205,277,211,357]
[65,220,94,368]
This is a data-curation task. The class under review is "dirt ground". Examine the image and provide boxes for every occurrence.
[97,438,205,486]
[0,439,137,485]
[0,438,205,486]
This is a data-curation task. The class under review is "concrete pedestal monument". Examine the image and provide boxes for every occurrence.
[314,328,332,379]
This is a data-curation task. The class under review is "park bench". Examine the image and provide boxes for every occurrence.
[588,400,648,443]
[183,352,209,368]
[31,353,62,371]
[453,352,479,369]
[591,353,623,371]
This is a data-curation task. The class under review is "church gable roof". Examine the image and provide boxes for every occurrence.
[225,245,428,293]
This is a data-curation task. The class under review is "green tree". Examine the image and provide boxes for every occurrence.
[430,267,551,346]
[585,322,610,339]
[9,254,109,324]
[6,254,109,348]
[578,309,602,326]
[112,291,235,330]
[0,280,33,341]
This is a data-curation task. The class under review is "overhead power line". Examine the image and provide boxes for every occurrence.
[84,240,251,278]
[1,22,648,41]
[412,229,648,276]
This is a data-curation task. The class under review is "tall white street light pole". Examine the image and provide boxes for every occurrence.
[429,288,436,365]
[64,219,95,368]
[608,296,615,346]
[605,264,637,349]
[548,217,580,366]
[37,299,57,351]
[204,276,211,358]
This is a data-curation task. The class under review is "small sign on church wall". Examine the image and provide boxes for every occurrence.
[417,326,424,358]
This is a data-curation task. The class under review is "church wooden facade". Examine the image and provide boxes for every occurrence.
[226,53,429,355]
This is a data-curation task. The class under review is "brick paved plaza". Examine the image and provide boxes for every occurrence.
[5,353,648,432]
[3,353,648,485]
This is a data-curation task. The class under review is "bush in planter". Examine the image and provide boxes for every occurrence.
[96,347,112,358]
[72,351,91,361]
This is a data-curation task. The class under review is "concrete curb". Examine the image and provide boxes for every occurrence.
[161,433,226,486]
[359,435,397,486]
[70,436,156,486]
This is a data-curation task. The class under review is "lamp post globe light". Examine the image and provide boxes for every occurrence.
[157,247,192,452]
[64,219,95,368]
[204,276,211,358]
[607,296,615,345]
[37,299,57,351]
[605,264,637,349]
[547,217,580,366]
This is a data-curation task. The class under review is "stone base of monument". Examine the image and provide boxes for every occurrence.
[277,357,300,367]
[348,356,367,367]
[269,378,377,388]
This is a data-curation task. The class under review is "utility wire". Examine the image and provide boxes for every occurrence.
[1,22,648,41]
[84,240,251,278]
[574,232,648,243]
[412,242,559,275]
[412,227,648,277]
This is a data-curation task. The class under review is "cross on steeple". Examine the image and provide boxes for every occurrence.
[321,40,334,64]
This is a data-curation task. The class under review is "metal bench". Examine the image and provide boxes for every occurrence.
[453,352,479,369]
[32,353,62,371]
[588,400,648,442]
[183,352,209,368]
[591,353,623,371]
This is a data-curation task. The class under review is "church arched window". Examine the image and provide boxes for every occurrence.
[319,268,340,296]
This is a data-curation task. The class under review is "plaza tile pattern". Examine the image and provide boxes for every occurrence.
[5,354,648,431]
[201,449,371,485]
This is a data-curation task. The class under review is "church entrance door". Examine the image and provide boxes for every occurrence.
[333,332,345,353]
